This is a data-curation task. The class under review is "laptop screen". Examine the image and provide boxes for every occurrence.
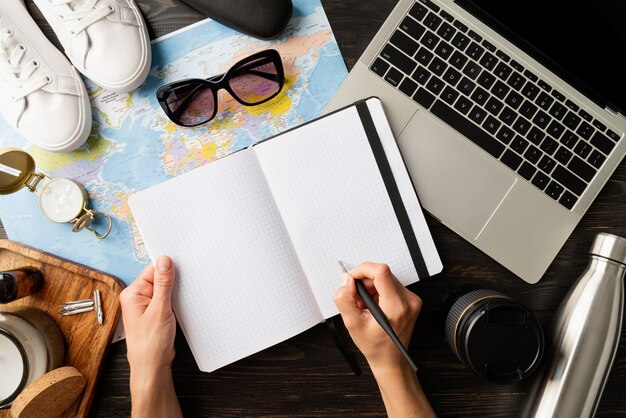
[456,0,626,115]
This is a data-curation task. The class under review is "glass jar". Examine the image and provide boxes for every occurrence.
[0,307,64,409]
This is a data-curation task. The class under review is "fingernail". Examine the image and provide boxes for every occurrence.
[157,256,171,272]
[344,274,351,285]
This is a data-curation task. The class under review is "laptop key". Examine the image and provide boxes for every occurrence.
[523,70,538,82]
[540,137,559,155]
[479,52,498,70]
[453,20,468,33]
[466,42,485,60]
[553,166,586,196]
[547,120,565,140]
[420,31,440,50]
[506,72,525,90]
[409,3,428,21]
[431,100,505,157]
[498,106,517,126]
[554,146,573,165]
[477,72,496,89]
[568,156,597,182]
[531,172,550,191]
[416,47,434,65]
[524,145,542,163]
[483,115,501,134]
[504,91,523,110]
[574,141,592,158]
[560,131,578,149]
[607,129,620,141]
[469,105,488,124]
[518,161,537,181]
[424,12,442,30]
[412,66,431,85]
[494,62,512,80]
[428,57,447,76]
[468,30,482,42]
[442,67,461,87]
[590,131,615,155]
[451,33,470,50]
[462,61,482,80]
[511,136,529,154]
[592,120,606,132]
[457,77,476,96]
[510,60,524,72]
[527,127,545,145]
[513,116,531,135]
[400,17,426,41]
[537,79,552,92]
[533,111,551,129]
[419,0,440,12]
[371,58,390,77]
[485,97,504,116]
[588,149,607,169]
[381,45,416,75]
[563,112,581,130]
[437,22,456,41]
[519,100,538,119]
[496,126,515,144]
[545,181,564,200]
[559,191,578,210]
[470,86,489,105]
[450,51,468,69]
[482,39,497,52]
[435,41,453,59]
[551,89,566,102]
[384,67,404,87]
[548,102,567,120]
[576,122,594,140]
[413,88,436,108]
[441,86,459,105]
[568,100,582,113]
[491,80,510,99]
[399,78,418,97]
[454,96,473,115]
[536,92,554,111]
[538,155,556,174]
[501,149,522,170]
[522,83,540,100]
[439,10,454,22]
[426,76,445,94]
[391,31,419,56]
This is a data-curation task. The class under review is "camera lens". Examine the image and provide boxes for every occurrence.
[444,289,544,384]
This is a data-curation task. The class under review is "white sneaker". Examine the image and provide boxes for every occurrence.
[33,0,151,93]
[0,0,91,153]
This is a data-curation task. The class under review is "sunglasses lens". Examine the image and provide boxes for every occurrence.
[228,58,281,104]
[165,84,215,126]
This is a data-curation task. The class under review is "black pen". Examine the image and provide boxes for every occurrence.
[338,260,418,372]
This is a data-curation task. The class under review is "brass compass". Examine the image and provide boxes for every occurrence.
[0,149,112,239]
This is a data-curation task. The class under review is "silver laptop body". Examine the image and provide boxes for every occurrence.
[325,0,626,283]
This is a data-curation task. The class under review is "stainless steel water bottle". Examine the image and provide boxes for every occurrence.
[520,233,626,418]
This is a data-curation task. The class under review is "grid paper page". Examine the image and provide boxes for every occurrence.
[256,104,419,318]
[129,149,323,372]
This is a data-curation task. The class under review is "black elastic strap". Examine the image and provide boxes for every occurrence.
[356,101,429,279]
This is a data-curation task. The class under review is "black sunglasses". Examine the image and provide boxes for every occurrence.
[156,49,285,127]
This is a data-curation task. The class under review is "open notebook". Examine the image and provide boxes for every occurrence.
[129,98,442,372]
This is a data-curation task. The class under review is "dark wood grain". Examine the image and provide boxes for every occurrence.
[1,0,624,416]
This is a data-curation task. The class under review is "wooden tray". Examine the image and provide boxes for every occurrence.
[0,240,124,418]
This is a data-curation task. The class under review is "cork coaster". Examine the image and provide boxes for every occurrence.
[10,367,86,418]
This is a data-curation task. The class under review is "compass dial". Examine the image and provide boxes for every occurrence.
[38,178,85,223]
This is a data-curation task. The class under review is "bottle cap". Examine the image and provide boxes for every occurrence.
[590,233,626,265]
[0,274,17,302]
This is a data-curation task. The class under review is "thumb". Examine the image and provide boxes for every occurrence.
[333,274,362,325]
[151,255,175,310]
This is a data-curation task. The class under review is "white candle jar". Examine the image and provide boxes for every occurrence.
[0,308,64,408]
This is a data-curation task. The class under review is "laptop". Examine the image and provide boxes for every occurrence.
[325,0,626,283]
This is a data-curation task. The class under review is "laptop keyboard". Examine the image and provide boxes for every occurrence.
[370,0,623,210]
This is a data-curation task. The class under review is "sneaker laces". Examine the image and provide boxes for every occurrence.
[0,29,50,101]
[51,0,115,36]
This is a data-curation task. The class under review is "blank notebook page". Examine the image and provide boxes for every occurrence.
[129,149,323,372]
[255,104,419,318]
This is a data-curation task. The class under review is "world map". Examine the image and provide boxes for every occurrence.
[0,0,348,285]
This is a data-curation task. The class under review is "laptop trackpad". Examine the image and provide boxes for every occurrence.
[398,110,516,240]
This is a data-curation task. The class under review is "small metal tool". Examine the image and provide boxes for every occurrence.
[59,300,94,310]
[59,306,94,315]
[94,290,103,326]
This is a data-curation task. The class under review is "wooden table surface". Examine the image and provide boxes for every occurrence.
[3,0,625,416]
